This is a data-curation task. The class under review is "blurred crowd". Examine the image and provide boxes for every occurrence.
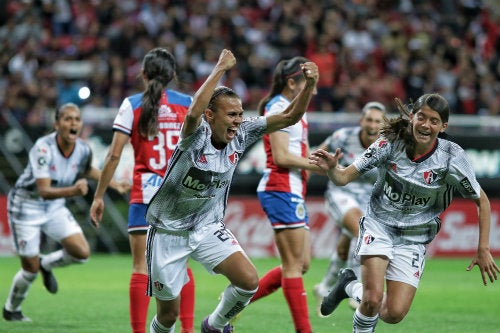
[1,0,499,127]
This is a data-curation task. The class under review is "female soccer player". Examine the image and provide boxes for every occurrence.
[310,93,500,332]
[313,101,386,313]
[89,48,196,333]
[252,56,322,333]
[3,103,129,322]
[145,49,318,333]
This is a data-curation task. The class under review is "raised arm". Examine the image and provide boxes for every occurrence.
[265,62,318,133]
[466,188,500,285]
[182,49,236,137]
[308,148,361,186]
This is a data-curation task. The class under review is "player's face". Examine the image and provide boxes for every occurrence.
[55,106,82,144]
[360,109,384,143]
[209,96,243,147]
[411,105,448,148]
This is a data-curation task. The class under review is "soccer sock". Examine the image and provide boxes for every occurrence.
[179,267,195,332]
[42,249,87,270]
[150,315,175,333]
[130,273,150,333]
[209,284,257,330]
[345,280,363,304]
[353,308,379,332]
[250,266,282,302]
[282,277,312,333]
[4,269,37,311]
[322,251,346,288]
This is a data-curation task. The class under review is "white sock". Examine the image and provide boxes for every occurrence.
[4,269,37,311]
[42,249,87,270]
[353,308,379,332]
[209,284,257,330]
[345,280,363,304]
[150,315,174,333]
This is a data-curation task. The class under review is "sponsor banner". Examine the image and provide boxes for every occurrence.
[0,195,14,256]
[226,197,500,258]
[428,199,500,257]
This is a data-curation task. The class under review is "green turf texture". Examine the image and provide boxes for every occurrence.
[0,255,498,333]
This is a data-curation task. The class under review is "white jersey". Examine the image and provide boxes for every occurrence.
[10,132,92,211]
[257,94,308,197]
[146,116,267,231]
[353,136,481,229]
[323,126,377,200]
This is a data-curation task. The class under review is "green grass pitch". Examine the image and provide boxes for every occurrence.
[1,255,499,333]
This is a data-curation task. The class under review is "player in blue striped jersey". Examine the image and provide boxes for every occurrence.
[310,93,499,332]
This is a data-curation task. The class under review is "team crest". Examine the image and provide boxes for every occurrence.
[423,170,436,184]
[391,163,397,172]
[154,281,164,291]
[295,202,306,220]
[378,139,387,148]
[363,234,375,245]
[228,152,239,164]
[198,155,207,163]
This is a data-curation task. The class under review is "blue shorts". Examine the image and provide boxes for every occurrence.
[128,203,148,234]
[257,191,308,230]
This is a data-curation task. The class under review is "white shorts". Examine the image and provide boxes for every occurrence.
[325,190,368,238]
[146,222,244,301]
[8,193,83,257]
[355,217,426,288]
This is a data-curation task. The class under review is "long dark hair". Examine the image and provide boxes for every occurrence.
[381,93,450,158]
[139,48,176,137]
[257,56,309,116]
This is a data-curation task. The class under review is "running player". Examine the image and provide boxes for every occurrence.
[89,48,196,333]
[309,93,500,332]
[313,101,386,314]
[3,103,129,322]
[145,49,318,333]
[251,56,323,333]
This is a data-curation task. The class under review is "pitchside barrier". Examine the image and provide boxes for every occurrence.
[1,111,499,257]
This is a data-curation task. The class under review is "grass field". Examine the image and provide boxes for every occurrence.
[0,255,499,333]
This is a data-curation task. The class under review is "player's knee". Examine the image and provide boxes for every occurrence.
[381,310,407,324]
[337,247,349,260]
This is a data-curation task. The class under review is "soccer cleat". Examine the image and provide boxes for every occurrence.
[201,316,233,333]
[3,307,32,322]
[320,268,357,317]
[313,283,329,317]
[39,258,58,294]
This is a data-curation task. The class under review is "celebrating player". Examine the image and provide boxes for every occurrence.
[89,48,196,333]
[310,93,500,332]
[145,49,318,333]
[251,56,323,333]
[3,103,129,322]
[313,101,386,314]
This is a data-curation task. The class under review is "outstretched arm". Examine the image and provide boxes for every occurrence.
[265,62,319,133]
[466,188,500,285]
[308,148,361,186]
[182,49,236,137]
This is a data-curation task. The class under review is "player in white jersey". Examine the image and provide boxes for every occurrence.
[3,103,129,322]
[89,48,196,333]
[145,49,318,333]
[313,102,386,314]
[310,93,500,332]
[252,56,323,333]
